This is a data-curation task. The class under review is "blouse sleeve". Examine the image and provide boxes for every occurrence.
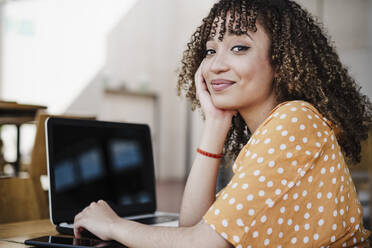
[203,101,333,247]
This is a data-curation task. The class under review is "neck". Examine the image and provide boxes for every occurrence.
[239,94,277,134]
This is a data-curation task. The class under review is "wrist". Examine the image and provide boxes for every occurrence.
[108,216,122,240]
[204,118,231,134]
[199,122,230,154]
[196,148,223,159]
[205,113,232,124]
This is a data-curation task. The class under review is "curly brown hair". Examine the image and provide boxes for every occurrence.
[177,0,372,165]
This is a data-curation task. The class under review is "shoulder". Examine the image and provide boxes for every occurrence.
[233,100,335,173]
[237,100,334,170]
[258,100,333,134]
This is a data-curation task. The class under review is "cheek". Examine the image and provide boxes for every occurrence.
[261,62,275,84]
[235,61,256,83]
[244,58,274,84]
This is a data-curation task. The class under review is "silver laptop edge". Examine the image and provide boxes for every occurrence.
[45,117,56,226]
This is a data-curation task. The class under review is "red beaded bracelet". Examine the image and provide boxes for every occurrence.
[196,148,223,159]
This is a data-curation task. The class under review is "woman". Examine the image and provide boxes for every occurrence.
[74,0,372,247]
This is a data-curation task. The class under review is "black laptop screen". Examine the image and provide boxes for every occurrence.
[46,118,156,224]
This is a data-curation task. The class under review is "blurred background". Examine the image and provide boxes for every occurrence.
[0,0,371,228]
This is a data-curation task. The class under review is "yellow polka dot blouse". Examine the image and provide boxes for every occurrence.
[204,101,371,247]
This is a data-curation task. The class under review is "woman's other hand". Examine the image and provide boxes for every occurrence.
[195,61,236,124]
[73,200,119,240]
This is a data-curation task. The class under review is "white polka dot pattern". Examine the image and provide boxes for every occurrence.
[203,101,370,247]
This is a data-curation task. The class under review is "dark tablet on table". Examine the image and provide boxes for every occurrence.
[24,236,126,248]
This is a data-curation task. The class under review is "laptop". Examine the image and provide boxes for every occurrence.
[45,117,178,236]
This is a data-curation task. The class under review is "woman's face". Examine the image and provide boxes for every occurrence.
[201,22,276,112]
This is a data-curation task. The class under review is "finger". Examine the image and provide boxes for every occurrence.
[73,225,79,238]
[195,81,209,103]
[73,220,83,238]
[195,70,204,99]
[74,211,86,238]
[194,61,202,81]
[98,200,110,210]
[196,66,208,93]
[73,213,82,234]
[198,61,207,88]
[194,62,203,86]
[76,227,84,239]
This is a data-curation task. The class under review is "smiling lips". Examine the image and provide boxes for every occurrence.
[211,79,236,92]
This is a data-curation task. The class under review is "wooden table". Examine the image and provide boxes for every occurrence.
[0,219,126,247]
[0,219,58,247]
[0,101,47,175]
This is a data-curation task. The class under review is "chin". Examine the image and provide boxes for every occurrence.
[212,96,239,110]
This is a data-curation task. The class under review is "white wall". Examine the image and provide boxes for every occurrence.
[325,0,372,99]
[0,3,3,94]
[0,0,137,113]
[0,0,139,167]
[297,0,372,99]
[66,0,215,180]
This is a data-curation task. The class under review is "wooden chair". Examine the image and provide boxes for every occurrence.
[0,113,95,223]
[350,124,372,229]
[0,177,44,223]
[0,112,50,223]
[361,125,372,230]
[27,113,54,220]
[361,126,372,228]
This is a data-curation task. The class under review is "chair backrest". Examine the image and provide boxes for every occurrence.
[0,177,43,223]
[363,126,372,227]
[0,113,96,223]
[351,124,372,229]
[29,113,96,178]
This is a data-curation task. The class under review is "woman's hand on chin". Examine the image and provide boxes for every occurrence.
[195,61,237,123]
[73,200,119,241]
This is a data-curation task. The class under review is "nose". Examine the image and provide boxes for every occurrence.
[209,50,229,74]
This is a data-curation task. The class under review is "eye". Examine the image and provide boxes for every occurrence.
[231,45,249,53]
[205,49,216,56]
